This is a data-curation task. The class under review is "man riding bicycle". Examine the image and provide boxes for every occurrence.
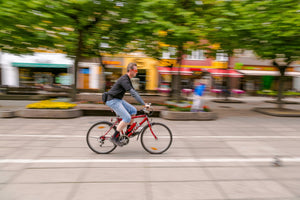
[105,62,149,146]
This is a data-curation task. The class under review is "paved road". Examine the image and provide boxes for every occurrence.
[1,97,300,200]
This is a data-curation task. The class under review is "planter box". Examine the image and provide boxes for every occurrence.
[0,110,15,118]
[160,110,217,121]
[15,108,82,119]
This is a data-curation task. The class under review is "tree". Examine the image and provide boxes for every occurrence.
[237,0,300,108]
[0,0,57,54]
[202,0,251,100]
[132,0,208,101]
[0,0,140,100]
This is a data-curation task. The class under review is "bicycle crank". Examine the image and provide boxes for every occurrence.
[119,135,130,146]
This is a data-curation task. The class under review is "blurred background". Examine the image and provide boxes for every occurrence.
[0,0,299,103]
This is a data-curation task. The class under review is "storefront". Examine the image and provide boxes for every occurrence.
[12,63,72,87]
[207,68,243,90]
[157,66,195,92]
[76,57,125,90]
[236,66,300,93]
[1,52,73,87]
[102,59,124,91]
[158,59,211,90]
[124,57,159,91]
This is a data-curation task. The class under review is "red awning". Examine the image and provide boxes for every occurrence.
[157,67,193,75]
[207,69,243,77]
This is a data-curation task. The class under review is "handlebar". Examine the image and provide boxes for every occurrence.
[141,103,153,115]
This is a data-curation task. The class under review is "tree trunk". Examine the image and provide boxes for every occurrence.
[225,56,232,101]
[171,45,184,102]
[71,29,84,102]
[277,74,284,109]
[98,54,106,92]
[274,61,288,110]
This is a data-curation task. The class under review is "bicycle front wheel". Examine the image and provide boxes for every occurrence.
[86,121,117,154]
[141,122,172,154]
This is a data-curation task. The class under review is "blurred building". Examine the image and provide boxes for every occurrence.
[79,54,159,91]
[157,48,242,92]
[1,52,73,88]
[233,50,300,93]
[3,49,298,95]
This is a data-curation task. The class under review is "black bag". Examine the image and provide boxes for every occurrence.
[102,92,108,103]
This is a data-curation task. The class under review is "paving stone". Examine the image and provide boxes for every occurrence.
[82,167,146,182]
[150,181,224,200]
[261,166,300,179]
[148,167,210,181]
[72,183,147,200]
[218,180,295,199]
[0,183,73,200]
[11,168,83,183]
[282,181,300,196]
[206,167,269,180]
[226,141,284,156]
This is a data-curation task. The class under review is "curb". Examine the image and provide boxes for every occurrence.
[212,99,245,103]
[0,110,15,118]
[253,107,300,117]
[15,108,83,119]
[265,100,300,104]
[160,110,217,121]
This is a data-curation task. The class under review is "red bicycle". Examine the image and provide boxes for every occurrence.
[86,104,172,154]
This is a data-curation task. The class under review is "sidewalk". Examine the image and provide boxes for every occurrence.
[1,105,300,200]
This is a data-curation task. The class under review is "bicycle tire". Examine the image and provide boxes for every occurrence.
[86,121,117,154]
[140,122,172,154]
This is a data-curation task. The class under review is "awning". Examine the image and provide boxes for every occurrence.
[208,69,243,77]
[157,67,193,75]
[237,70,300,77]
[12,62,71,68]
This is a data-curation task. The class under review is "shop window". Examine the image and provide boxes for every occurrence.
[80,68,90,74]
[187,50,205,60]
[216,52,228,61]
[162,47,176,59]
[136,69,147,91]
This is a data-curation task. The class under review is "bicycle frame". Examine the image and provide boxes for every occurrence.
[104,114,158,140]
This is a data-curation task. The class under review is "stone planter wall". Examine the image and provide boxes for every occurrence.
[160,110,217,121]
[15,108,82,119]
[0,110,15,118]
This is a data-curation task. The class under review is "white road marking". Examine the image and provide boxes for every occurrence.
[0,134,84,138]
[1,134,300,139]
[1,157,300,164]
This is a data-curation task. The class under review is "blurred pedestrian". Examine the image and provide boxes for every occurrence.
[191,81,206,112]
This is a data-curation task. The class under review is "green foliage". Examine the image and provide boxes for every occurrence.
[203,0,246,57]
[238,0,300,62]
[133,0,207,59]
[0,0,139,57]
[257,90,300,96]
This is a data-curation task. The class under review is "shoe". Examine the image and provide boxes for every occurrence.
[110,137,123,147]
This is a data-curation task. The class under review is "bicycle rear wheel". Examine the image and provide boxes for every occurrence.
[86,121,117,154]
[141,122,172,154]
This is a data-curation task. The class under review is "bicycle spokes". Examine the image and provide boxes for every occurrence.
[141,123,172,154]
[86,121,117,154]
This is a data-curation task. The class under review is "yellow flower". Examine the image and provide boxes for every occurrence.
[26,99,76,109]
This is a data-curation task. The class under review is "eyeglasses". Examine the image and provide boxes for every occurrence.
[132,69,138,73]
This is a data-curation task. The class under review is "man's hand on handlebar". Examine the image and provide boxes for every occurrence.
[142,103,151,114]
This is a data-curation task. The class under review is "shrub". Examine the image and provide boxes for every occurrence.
[257,90,300,96]
[26,99,77,109]
[203,105,210,112]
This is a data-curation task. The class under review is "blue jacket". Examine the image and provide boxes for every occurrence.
[194,84,206,96]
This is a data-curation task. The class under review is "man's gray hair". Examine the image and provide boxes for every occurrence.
[127,63,137,72]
